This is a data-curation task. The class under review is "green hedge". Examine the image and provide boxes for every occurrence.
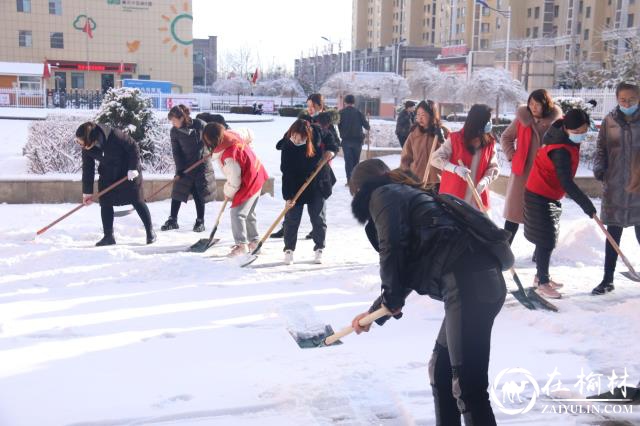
[229,106,255,114]
[279,107,304,117]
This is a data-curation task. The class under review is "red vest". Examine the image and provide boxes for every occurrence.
[439,129,494,209]
[220,140,268,208]
[512,121,533,176]
[525,144,580,201]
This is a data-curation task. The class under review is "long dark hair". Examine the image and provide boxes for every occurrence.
[202,122,225,149]
[463,104,493,152]
[527,89,555,117]
[75,121,101,146]
[167,104,192,127]
[307,93,324,111]
[411,100,442,134]
[285,119,316,158]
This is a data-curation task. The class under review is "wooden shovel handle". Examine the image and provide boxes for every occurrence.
[593,215,638,276]
[458,159,486,213]
[324,306,392,346]
[146,152,213,202]
[36,175,129,236]
[257,155,331,245]
[214,198,229,228]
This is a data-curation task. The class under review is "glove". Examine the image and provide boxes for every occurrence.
[369,294,403,326]
[584,201,597,219]
[82,194,93,206]
[476,178,489,195]
[127,170,139,181]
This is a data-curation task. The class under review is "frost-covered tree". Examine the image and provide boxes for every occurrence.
[321,72,410,100]
[94,87,166,169]
[598,34,640,87]
[457,67,527,119]
[212,77,252,95]
[255,78,305,99]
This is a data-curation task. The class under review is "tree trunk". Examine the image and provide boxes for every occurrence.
[495,95,500,123]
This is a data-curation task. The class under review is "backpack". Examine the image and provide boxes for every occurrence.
[432,193,514,271]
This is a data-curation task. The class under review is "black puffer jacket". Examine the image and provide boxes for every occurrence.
[169,118,217,203]
[395,109,414,140]
[277,123,339,204]
[82,124,144,207]
[352,178,503,310]
[338,106,370,143]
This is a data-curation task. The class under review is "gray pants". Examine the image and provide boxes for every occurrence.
[230,192,260,245]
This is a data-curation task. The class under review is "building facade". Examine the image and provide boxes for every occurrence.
[193,36,217,89]
[1,0,194,93]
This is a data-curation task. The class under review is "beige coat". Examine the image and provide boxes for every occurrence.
[501,105,562,223]
[400,126,449,184]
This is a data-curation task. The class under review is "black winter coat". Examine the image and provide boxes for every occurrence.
[338,106,370,143]
[82,124,144,207]
[395,109,414,139]
[170,119,217,203]
[277,124,338,204]
[351,179,501,311]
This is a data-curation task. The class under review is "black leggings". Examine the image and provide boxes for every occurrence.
[171,186,205,220]
[603,225,640,282]
[101,202,152,233]
[533,245,553,284]
[504,220,520,245]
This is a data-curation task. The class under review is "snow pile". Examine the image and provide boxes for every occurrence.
[553,218,605,266]
[368,120,399,148]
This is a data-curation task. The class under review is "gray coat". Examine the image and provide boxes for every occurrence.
[593,107,640,227]
[170,118,217,203]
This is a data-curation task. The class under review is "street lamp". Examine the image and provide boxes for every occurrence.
[396,38,407,75]
[202,55,207,89]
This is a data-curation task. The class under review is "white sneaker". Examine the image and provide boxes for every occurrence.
[314,249,323,264]
[227,244,247,257]
[284,249,294,265]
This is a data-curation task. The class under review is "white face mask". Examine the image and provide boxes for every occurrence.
[290,137,306,147]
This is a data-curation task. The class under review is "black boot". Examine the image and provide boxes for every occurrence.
[146,229,157,244]
[270,227,284,238]
[193,218,205,232]
[592,280,614,295]
[160,216,179,231]
[305,231,313,240]
[96,232,116,246]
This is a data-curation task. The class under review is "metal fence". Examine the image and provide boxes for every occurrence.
[0,87,336,113]
[548,88,618,120]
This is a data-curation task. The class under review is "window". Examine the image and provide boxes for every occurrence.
[535,7,540,18]
[71,73,85,89]
[628,13,635,28]
[482,6,490,16]
[496,17,501,29]
[16,0,31,12]
[19,76,40,91]
[49,0,61,15]
[554,5,559,17]
[18,30,32,47]
[565,45,571,60]
[50,32,64,48]
[480,39,489,49]
[526,28,531,37]
[584,29,589,40]
[606,17,611,26]
[121,74,132,80]
[527,8,531,17]
[533,27,539,38]
[138,75,151,80]
[481,23,490,33]
[586,6,591,18]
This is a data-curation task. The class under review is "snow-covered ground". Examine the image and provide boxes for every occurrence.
[1,114,639,425]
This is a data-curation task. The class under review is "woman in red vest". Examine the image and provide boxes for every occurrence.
[524,109,596,299]
[202,123,269,257]
[431,104,499,210]
[501,89,562,244]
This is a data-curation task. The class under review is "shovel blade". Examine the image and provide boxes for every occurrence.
[510,289,536,310]
[239,253,258,267]
[525,287,559,312]
[621,270,640,282]
[114,208,135,217]
[189,238,220,253]
[289,325,343,349]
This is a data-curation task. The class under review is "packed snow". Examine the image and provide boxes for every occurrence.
[0,114,639,425]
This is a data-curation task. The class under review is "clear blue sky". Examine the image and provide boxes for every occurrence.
[193,0,351,71]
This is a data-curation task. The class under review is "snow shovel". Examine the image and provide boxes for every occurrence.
[587,384,640,404]
[239,155,331,267]
[189,198,228,253]
[291,306,392,349]
[145,154,213,203]
[457,161,558,312]
[36,176,128,236]
[593,215,640,282]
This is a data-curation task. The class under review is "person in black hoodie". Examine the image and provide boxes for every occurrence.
[396,100,416,147]
[348,159,509,426]
[524,108,597,299]
[161,105,217,233]
[76,122,156,246]
[338,94,370,183]
[277,118,338,264]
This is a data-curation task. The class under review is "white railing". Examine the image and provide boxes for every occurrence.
[0,88,46,108]
[549,88,618,120]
